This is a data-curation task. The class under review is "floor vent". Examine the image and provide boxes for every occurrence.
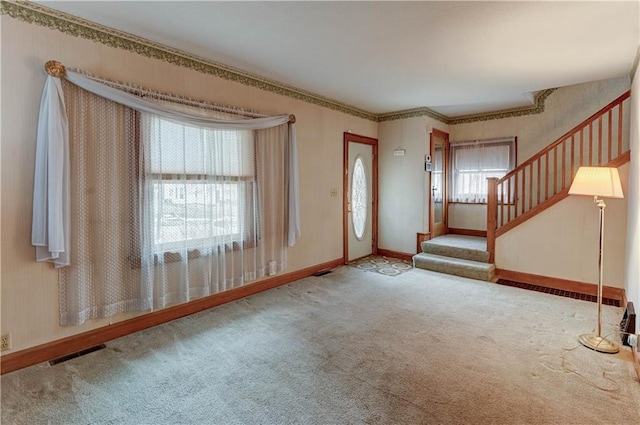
[49,344,107,366]
[495,279,621,307]
[313,269,333,277]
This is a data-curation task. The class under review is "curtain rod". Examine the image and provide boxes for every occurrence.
[45,60,296,123]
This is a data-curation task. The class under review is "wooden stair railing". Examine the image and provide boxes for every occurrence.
[486,90,631,263]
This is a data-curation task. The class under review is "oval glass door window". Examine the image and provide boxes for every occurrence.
[351,155,367,240]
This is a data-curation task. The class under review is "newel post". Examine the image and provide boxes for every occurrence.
[486,177,498,264]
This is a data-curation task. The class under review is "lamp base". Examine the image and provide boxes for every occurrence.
[578,333,620,354]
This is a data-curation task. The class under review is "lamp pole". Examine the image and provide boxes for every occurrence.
[596,197,605,338]
[577,196,619,353]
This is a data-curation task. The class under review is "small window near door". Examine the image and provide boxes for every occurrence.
[450,137,516,203]
[351,155,367,240]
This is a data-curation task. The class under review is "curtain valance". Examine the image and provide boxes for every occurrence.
[65,70,292,130]
[32,61,300,268]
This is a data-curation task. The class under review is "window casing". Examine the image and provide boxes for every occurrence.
[449,137,516,204]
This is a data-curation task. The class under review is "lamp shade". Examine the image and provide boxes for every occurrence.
[569,167,624,198]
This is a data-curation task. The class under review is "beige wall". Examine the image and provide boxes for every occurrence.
[625,61,640,311]
[0,18,377,353]
[496,163,629,288]
[448,204,486,231]
[378,117,449,254]
[455,77,633,288]
[448,77,631,231]
[451,77,630,162]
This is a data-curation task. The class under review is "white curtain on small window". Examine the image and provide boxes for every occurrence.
[33,69,298,325]
[450,138,515,203]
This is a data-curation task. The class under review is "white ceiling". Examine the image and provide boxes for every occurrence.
[33,1,640,117]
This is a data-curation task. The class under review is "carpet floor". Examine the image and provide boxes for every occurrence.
[1,266,638,424]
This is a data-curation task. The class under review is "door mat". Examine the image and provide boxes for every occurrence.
[348,255,412,277]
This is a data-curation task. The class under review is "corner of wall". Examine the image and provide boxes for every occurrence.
[624,59,640,312]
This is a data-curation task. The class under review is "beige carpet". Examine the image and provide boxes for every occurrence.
[422,234,487,252]
[1,266,638,424]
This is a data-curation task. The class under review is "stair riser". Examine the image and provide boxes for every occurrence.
[413,257,495,282]
[421,242,490,263]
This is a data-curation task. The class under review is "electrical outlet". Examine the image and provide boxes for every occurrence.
[628,333,638,348]
[1,333,11,351]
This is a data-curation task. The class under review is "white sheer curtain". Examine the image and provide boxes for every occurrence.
[33,67,299,325]
[449,138,515,203]
[31,77,70,267]
[33,70,299,267]
[58,82,148,324]
[140,110,287,309]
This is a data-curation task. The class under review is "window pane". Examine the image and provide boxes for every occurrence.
[145,115,254,177]
[351,156,367,240]
[152,181,241,251]
[433,146,443,203]
[143,114,257,254]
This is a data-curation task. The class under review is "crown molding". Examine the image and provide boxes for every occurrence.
[377,107,450,124]
[375,89,556,125]
[0,0,378,121]
[447,89,556,125]
[1,0,557,125]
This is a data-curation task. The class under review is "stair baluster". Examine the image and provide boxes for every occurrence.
[486,90,631,261]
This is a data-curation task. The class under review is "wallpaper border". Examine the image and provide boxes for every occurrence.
[0,0,378,121]
[1,0,557,125]
[447,89,556,125]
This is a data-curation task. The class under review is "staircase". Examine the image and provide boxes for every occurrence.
[413,90,630,282]
[486,90,631,262]
[413,235,495,281]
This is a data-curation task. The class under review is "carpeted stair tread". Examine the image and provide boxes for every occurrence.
[421,240,490,263]
[413,252,495,282]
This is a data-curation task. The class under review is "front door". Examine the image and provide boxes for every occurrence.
[344,133,377,262]
[430,129,449,238]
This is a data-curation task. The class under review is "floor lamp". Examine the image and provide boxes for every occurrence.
[568,166,624,354]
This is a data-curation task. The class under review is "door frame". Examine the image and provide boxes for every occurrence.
[429,128,450,238]
[343,132,378,264]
